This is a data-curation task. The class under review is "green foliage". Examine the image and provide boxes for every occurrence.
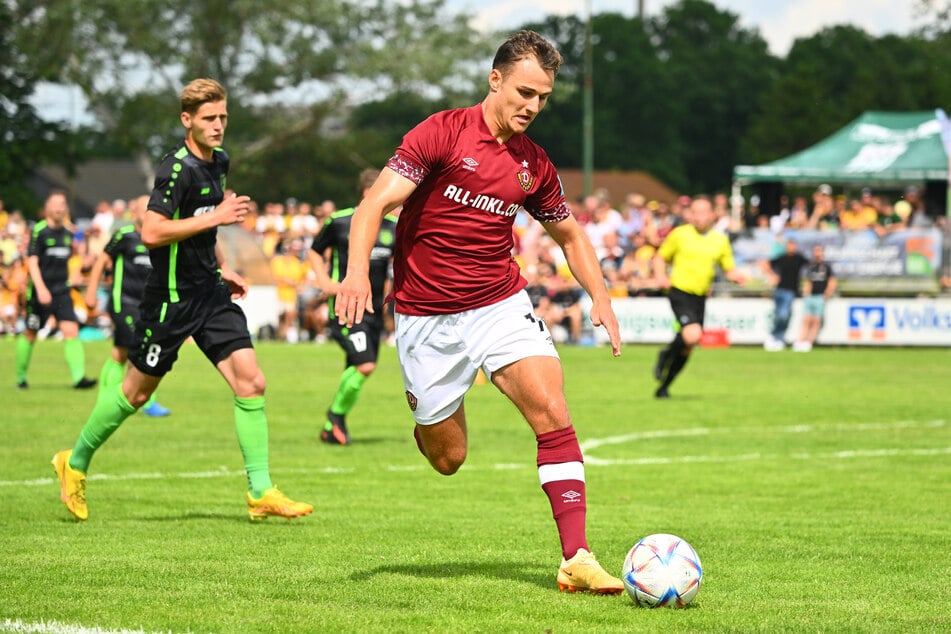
[738,26,951,166]
[0,7,72,215]
[7,0,951,205]
[1,339,950,632]
[7,0,491,184]
[525,2,777,193]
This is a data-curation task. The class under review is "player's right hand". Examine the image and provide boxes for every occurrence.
[335,275,373,327]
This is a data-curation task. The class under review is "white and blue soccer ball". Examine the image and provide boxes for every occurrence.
[622,533,703,608]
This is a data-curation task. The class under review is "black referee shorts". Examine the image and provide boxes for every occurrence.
[667,287,707,328]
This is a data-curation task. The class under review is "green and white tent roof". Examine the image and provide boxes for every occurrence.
[734,110,950,186]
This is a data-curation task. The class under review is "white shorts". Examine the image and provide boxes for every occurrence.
[395,290,559,425]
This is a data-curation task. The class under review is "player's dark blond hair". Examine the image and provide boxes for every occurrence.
[492,30,562,77]
[357,168,380,196]
[180,78,227,114]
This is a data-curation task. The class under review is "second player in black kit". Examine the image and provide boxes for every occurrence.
[84,195,170,416]
[308,168,397,445]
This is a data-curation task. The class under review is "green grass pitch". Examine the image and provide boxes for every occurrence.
[1,337,949,633]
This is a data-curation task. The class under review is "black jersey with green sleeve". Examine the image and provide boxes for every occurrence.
[27,221,73,295]
[104,224,151,311]
[310,208,397,315]
[146,140,228,302]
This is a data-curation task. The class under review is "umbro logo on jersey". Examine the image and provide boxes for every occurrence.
[461,157,479,172]
[562,490,582,502]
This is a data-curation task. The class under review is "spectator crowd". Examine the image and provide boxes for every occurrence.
[0,181,946,344]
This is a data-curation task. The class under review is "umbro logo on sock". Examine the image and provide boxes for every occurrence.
[562,490,581,502]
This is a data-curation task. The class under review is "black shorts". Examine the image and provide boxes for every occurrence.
[109,304,140,349]
[25,291,78,331]
[328,312,383,368]
[668,287,706,328]
[128,282,252,377]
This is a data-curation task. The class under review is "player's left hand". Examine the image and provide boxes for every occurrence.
[221,267,249,300]
[589,299,622,357]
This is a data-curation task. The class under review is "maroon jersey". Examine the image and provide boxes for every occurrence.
[386,104,569,315]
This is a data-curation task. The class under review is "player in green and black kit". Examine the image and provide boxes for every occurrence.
[84,195,170,417]
[307,168,397,444]
[16,190,97,390]
[52,78,312,522]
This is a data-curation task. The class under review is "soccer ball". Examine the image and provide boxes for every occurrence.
[622,533,703,608]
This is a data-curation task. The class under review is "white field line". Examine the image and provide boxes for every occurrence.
[1,420,945,487]
[1,618,171,634]
[580,419,948,466]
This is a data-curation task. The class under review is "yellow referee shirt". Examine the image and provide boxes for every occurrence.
[657,224,736,296]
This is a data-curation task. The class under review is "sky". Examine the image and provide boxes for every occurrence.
[445,0,925,56]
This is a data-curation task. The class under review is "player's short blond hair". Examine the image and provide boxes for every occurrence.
[180,78,227,114]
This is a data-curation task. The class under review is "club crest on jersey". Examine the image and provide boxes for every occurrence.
[405,390,418,411]
[517,167,534,191]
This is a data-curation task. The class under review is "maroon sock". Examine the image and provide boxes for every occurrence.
[537,426,588,560]
[413,426,427,458]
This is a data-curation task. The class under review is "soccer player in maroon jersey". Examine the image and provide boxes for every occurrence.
[336,30,624,594]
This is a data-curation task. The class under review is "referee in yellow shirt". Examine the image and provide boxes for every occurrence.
[651,196,746,398]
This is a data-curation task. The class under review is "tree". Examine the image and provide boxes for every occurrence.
[9,0,491,204]
[522,1,776,194]
[646,0,778,193]
[916,0,951,36]
[740,26,951,166]
[0,6,72,215]
[525,13,687,190]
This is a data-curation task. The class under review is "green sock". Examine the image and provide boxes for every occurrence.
[330,366,367,416]
[70,384,138,473]
[64,338,86,383]
[15,335,33,383]
[234,396,272,497]
[97,358,125,401]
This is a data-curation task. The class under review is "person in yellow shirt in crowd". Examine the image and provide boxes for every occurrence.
[270,238,307,343]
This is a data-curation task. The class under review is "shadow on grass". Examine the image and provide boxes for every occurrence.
[350,560,553,590]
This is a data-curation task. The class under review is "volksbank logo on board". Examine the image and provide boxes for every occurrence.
[848,305,886,340]
[849,303,951,340]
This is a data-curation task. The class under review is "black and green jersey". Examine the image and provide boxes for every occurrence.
[310,208,397,316]
[146,139,228,301]
[27,221,73,296]
[104,224,151,311]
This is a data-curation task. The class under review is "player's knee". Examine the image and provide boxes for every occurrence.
[235,370,266,397]
[126,389,153,409]
[431,449,466,475]
[356,362,376,377]
[249,371,266,396]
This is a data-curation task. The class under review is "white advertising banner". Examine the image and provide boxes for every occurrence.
[600,297,951,347]
[234,285,279,337]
